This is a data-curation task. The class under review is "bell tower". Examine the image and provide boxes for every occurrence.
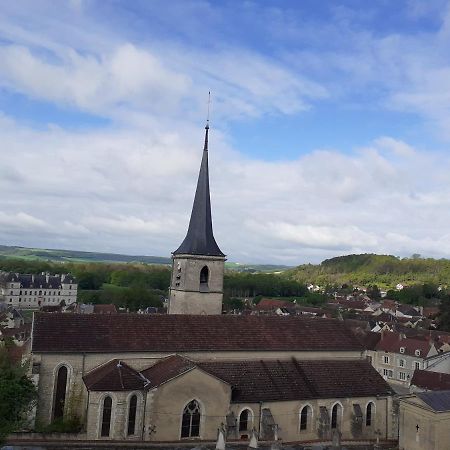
[168,119,226,315]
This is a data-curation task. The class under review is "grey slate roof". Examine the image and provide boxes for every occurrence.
[173,124,224,257]
[0,272,75,289]
[417,390,450,411]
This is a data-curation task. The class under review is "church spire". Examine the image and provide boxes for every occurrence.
[173,114,224,257]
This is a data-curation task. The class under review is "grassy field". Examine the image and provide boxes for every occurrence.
[0,244,291,273]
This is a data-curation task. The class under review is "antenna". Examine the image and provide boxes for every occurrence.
[206,91,211,128]
[203,92,211,151]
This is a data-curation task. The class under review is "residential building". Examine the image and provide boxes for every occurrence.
[369,331,438,384]
[0,272,77,308]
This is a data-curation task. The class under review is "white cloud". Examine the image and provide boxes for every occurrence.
[1,2,450,263]
[1,113,449,263]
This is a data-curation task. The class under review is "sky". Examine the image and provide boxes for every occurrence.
[1,0,450,264]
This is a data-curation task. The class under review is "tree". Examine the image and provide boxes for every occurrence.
[0,346,37,444]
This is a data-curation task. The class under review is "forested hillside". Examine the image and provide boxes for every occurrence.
[285,254,450,288]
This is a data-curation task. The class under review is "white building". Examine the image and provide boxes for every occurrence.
[0,272,77,308]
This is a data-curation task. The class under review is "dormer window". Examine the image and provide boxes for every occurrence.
[199,266,209,292]
[415,350,421,356]
[400,347,405,354]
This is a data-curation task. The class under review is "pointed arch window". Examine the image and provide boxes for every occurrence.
[127,395,138,435]
[181,400,201,438]
[53,365,68,420]
[331,403,342,429]
[199,266,209,292]
[300,405,311,431]
[101,396,113,437]
[366,402,374,427]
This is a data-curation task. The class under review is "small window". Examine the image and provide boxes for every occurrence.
[383,356,390,364]
[399,359,405,368]
[199,266,209,292]
[400,347,405,353]
[383,369,393,378]
[414,361,421,370]
[366,403,374,427]
[399,372,407,381]
[101,396,113,437]
[415,350,421,356]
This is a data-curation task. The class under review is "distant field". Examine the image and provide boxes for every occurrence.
[0,245,172,265]
[0,244,291,273]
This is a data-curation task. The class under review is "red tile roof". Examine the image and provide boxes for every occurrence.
[83,354,393,401]
[411,370,450,391]
[376,331,433,357]
[353,330,382,350]
[93,304,117,314]
[255,299,293,311]
[32,313,363,353]
[83,359,149,391]
[197,359,393,402]
[141,355,196,387]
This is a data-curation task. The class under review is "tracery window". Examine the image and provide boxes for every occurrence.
[101,396,113,437]
[181,400,201,438]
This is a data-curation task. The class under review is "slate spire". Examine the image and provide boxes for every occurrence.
[173,120,224,256]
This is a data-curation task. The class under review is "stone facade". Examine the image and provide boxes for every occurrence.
[399,394,450,450]
[0,272,77,308]
[169,254,225,315]
[32,351,395,443]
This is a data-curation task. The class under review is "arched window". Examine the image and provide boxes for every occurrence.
[331,403,342,429]
[239,409,252,431]
[366,402,374,427]
[300,405,311,431]
[101,396,113,437]
[53,365,68,420]
[127,395,138,435]
[199,266,209,291]
[181,400,201,438]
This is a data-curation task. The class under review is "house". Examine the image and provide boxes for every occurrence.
[399,390,450,450]
[254,298,293,314]
[395,304,421,319]
[369,331,438,384]
[0,272,77,308]
[410,370,450,392]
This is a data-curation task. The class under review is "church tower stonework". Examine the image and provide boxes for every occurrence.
[168,122,225,315]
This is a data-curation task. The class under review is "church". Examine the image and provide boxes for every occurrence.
[30,122,396,445]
